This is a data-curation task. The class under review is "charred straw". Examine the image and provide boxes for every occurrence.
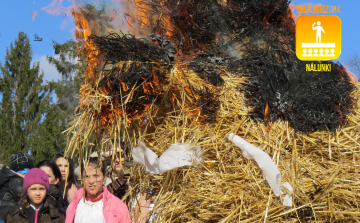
[86,0,355,132]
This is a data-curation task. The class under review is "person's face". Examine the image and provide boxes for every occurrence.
[39,166,59,185]
[83,163,105,197]
[110,146,126,174]
[55,158,69,182]
[27,184,47,207]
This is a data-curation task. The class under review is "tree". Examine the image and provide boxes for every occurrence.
[43,40,84,155]
[0,32,52,164]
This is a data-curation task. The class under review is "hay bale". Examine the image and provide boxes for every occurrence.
[125,74,360,222]
[64,50,360,222]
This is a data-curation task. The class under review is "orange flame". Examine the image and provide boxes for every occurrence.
[338,58,359,82]
[344,64,358,82]
[73,9,101,87]
[262,101,271,129]
[41,0,77,15]
[74,12,91,41]
[263,101,270,131]
[288,3,300,21]
[31,11,37,21]
[264,101,269,117]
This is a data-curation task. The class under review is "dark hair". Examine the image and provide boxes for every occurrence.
[110,139,130,155]
[36,160,63,191]
[81,157,106,178]
[19,195,30,210]
[52,152,76,187]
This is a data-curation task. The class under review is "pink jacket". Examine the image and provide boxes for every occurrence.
[65,187,131,223]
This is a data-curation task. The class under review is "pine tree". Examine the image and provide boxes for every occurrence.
[0,32,51,164]
[43,40,84,156]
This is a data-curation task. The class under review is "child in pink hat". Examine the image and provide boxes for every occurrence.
[5,168,65,223]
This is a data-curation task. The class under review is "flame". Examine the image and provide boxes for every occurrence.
[106,0,152,37]
[128,0,150,29]
[110,9,119,22]
[344,64,358,82]
[338,58,359,82]
[31,11,37,21]
[41,0,82,32]
[41,0,77,15]
[264,101,269,117]
[74,12,89,40]
[72,9,102,93]
[288,4,298,21]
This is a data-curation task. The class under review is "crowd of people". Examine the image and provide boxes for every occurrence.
[0,142,149,223]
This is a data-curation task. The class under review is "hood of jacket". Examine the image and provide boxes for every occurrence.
[48,184,61,197]
[0,166,24,205]
[0,166,20,188]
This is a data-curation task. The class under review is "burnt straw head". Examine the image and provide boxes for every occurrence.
[84,0,355,133]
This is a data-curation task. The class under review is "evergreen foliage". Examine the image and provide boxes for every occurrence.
[0,5,114,164]
[0,32,51,164]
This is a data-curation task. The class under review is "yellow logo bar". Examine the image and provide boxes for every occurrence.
[296,15,341,61]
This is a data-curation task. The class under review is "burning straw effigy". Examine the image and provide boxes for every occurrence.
[65,0,360,222]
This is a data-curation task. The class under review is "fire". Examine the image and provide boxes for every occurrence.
[344,65,358,83]
[338,58,358,83]
[74,12,91,41]
[264,101,269,117]
[41,0,77,15]
[288,4,298,21]
[31,11,37,21]
[109,0,152,36]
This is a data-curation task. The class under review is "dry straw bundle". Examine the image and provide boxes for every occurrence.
[64,60,360,222]
[125,71,360,223]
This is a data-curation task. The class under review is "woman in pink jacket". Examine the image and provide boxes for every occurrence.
[65,157,131,223]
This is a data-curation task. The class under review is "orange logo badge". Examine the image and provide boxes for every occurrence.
[296,15,341,61]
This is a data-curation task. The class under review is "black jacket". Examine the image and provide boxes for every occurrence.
[46,185,69,215]
[0,166,24,220]
[0,206,10,221]
[0,166,24,207]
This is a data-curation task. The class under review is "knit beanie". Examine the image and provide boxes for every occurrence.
[9,152,34,172]
[23,168,49,194]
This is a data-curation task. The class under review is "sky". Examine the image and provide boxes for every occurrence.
[0,0,359,84]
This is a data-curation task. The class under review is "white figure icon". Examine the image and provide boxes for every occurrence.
[325,49,329,56]
[308,49,313,56]
[330,49,335,56]
[302,49,307,56]
[312,21,325,43]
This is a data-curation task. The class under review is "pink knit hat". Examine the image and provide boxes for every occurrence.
[23,168,49,194]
